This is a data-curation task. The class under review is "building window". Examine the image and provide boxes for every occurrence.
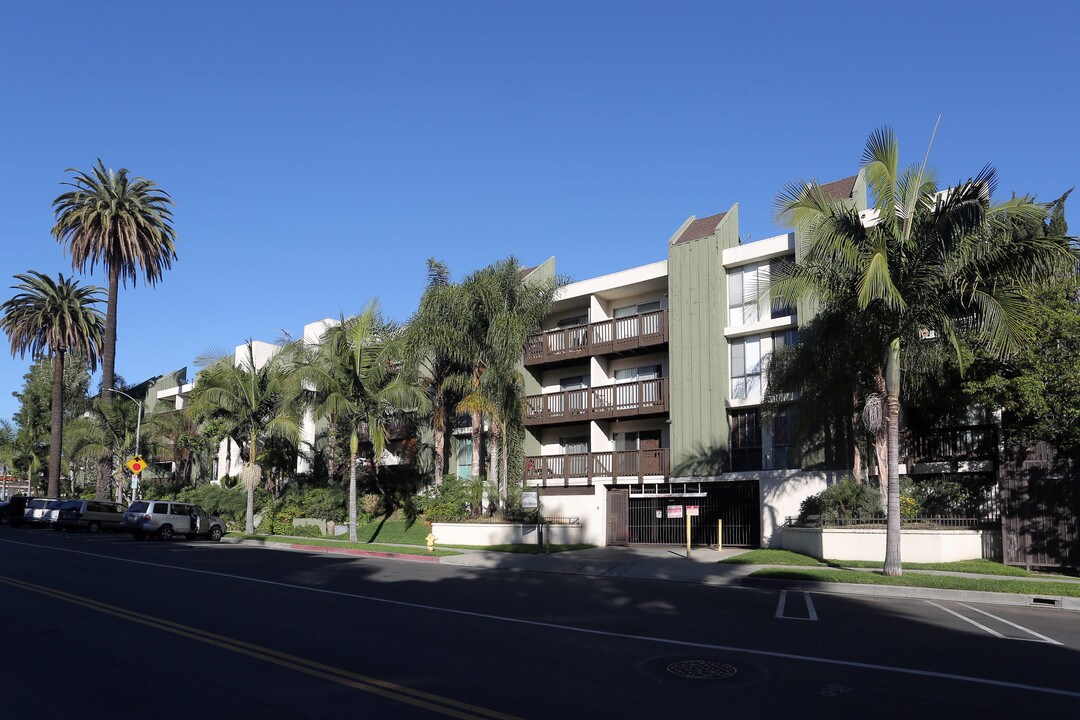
[730,409,762,471]
[771,328,798,352]
[728,264,763,327]
[561,437,590,477]
[772,409,798,470]
[614,364,662,407]
[769,257,797,320]
[731,338,762,400]
[456,437,472,479]
[613,300,664,340]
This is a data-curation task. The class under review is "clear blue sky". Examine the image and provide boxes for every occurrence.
[1,0,1076,423]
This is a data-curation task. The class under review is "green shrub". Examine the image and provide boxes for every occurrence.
[360,493,384,518]
[288,523,323,538]
[799,476,883,523]
[300,486,347,522]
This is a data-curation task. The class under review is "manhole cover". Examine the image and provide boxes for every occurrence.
[666,660,738,680]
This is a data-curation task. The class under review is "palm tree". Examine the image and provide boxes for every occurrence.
[189,342,302,534]
[404,259,468,486]
[52,160,177,406]
[301,303,428,542]
[0,271,105,496]
[773,125,1075,575]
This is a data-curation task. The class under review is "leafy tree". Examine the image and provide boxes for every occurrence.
[772,125,1074,575]
[189,342,302,534]
[300,303,428,542]
[52,160,177,406]
[65,395,143,502]
[0,272,105,496]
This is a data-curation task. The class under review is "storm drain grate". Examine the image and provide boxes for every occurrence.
[666,660,738,680]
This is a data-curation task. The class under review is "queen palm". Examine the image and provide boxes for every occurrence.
[773,125,1074,575]
[0,272,104,497]
[302,303,428,542]
[52,160,177,406]
[189,342,302,534]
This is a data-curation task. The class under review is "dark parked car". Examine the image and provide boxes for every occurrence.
[55,500,126,533]
[0,496,28,526]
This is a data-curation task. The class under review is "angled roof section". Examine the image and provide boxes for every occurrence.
[817,174,858,201]
[672,212,727,245]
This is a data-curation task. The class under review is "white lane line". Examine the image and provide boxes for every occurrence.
[3,537,1079,701]
[775,590,788,618]
[925,600,1006,638]
[957,603,1064,646]
[804,592,818,621]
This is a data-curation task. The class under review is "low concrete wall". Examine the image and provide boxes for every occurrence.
[782,526,988,562]
[431,522,583,547]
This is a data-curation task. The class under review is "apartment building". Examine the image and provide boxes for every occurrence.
[521,175,867,549]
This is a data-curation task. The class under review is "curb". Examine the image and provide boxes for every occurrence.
[222,537,442,563]
[743,576,1080,611]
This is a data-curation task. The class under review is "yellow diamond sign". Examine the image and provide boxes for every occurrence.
[126,455,147,475]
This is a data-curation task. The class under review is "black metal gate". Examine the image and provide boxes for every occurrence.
[607,489,629,545]
[625,481,760,547]
[1000,442,1079,569]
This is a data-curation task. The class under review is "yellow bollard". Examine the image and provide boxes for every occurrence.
[718,520,723,552]
[686,512,692,558]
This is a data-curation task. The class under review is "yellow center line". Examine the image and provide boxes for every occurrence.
[0,575,522,720]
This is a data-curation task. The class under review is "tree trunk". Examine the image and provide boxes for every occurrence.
[883,338,902,577]
[95,458,110,501]
[348,430,359,543]
[488,425,499,510]
[245,430,257,534]
[470,411,482,480]
[48,351,65,498]
[850,401,863,484]
[101,265,119,404]
[501,431,509,504]
[433,389,446,486]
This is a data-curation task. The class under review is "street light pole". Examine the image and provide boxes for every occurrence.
[110,388,143,500]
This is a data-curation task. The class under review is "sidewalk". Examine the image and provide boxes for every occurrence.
[224,537,1080,610]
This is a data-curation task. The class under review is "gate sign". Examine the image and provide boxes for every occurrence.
[126,455,147,475]
[666,505,684,519]
[521,492,538,509]
[686,505,700,517]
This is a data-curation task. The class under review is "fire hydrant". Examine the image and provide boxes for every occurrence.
[426,532,437,553]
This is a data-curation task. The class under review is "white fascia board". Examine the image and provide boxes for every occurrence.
[156,382,194,401]
[722,233,795,268]
[724,315,797,339]
[555,260,668,303]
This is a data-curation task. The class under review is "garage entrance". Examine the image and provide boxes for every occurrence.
[616,481,760,547]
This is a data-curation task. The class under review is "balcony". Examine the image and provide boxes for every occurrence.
[524,378,670,426]
[905,425,998,473]
[524,448,670,485]
[524,309,668,366]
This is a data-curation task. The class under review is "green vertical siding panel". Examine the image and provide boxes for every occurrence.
[669,205,739,477]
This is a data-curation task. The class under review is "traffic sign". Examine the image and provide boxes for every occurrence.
[126,455,147,474]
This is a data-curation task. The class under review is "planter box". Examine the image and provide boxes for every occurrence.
[431,522,582,546]
[781,526,990,563]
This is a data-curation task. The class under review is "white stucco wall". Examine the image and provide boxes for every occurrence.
[782,527,988,563]
[540,486,606,546]
[431,522,583,546]
[752,470,835,548]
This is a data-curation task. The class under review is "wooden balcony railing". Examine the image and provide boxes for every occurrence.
[906,425,997,465]
[524,309,668,365]
[524,448,670,484]
[524,378,669,426]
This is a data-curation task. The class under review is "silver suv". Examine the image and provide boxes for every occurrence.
[121,500,225,541]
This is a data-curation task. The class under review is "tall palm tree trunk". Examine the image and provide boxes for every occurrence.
[101,266,119,403]
[883,339,902,577]
[245,430,257,534]
[48,350,65,497]
[850,394,863,483]
[470,411,482,480]
[433,392,446,486]
[488,425,499,508]
[348,431,359,543]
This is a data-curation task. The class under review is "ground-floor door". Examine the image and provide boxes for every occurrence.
[622,481,761,547]
[607,489,629,545]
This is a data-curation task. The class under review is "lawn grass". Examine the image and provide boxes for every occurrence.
[351,517,432,545]
[830,558,1035,577]
[228,533,459,557]
[720,549,827,566]
[444,543,595,554]
[749,567,1080,597]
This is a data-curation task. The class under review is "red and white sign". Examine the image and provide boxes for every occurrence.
[666,505,684,519]
[686,505,700,517]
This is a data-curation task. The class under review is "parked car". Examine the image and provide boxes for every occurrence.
[121,500,225,542]
[55,500,126,533]
[0,496,27,526]
[22,498,60,527]
[42,499,70,529]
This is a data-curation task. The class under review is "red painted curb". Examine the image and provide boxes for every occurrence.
[284,543,441,563]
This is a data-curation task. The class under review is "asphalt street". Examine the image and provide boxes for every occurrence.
[1,525,1077,719]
